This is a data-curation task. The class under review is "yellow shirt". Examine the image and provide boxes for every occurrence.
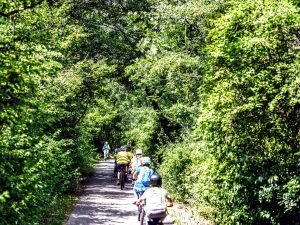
[116,151,130,164]
[127,151,133,160]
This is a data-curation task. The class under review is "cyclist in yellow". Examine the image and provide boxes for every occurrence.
[116,146,131,185]
[126,147,133,161]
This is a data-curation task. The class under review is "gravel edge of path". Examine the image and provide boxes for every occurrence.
[169,203,214,225]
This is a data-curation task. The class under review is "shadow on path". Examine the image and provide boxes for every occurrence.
[66,159,139,225]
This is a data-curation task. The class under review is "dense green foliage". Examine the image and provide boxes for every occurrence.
[0,0,299,224]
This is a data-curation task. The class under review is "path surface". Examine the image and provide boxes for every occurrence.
[66,159,139,225]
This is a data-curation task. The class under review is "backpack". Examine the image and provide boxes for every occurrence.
[141,167,154,186]
[145,188,167,219]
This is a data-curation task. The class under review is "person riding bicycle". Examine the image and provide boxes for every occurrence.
[113,148,120,177]
[125,146,133,174]
[116,146,131,185]
[131,149,143,185]
[114,148,120,159]
[126,146,133,162]
[127,141,132,151]
[102,141,110,160]
[133,157,155,202]
[136,174,173,225]
[131,149,143,172]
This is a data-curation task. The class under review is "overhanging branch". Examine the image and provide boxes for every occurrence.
[0,0,45,18]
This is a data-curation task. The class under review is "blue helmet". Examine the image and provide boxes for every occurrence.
[142,157,151,166]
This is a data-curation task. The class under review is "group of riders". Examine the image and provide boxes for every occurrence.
[102,142,174,225]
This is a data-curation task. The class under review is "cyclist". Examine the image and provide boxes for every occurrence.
[131,149,143,185]
[113,148,120,177]
[102,141,110,160]
[131,149,143,172]
[116,146,131,185]
[127,141,132,151]
[125,146,133,174]
[114,148,120,158]
[126,146,133,162]
[136,174,173,225]
[133,157,155,202]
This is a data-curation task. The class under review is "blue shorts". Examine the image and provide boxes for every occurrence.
[134,183,150,195]
[117,164,127,170]
[134,189,145,197]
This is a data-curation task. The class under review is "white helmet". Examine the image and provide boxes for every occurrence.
[142,157,151,165]
[136,149,142,155]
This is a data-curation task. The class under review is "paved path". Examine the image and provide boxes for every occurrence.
[66,159,139,225]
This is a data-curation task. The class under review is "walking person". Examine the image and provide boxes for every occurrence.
[102,141,110,160]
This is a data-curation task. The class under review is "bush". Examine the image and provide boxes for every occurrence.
[193,0,300,224]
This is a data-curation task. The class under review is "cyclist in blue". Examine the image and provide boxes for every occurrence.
[133,157,155,202]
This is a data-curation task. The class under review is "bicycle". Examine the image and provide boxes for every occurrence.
[119,166,126,190]
[137,202,146,225]
[139,212,173,225]
[138,205,164,225]
[137,200,174,225]
[136,191,145,222]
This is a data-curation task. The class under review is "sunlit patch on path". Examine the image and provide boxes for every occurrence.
[66,159,139,225]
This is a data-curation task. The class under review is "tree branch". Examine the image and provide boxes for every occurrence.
[0,0,45,18]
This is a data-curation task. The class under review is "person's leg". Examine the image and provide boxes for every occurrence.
[113,163,117,177]
[117,164,121,184]
[133,189,139,204]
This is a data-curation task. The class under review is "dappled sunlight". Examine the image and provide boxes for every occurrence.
[67,159,139,225]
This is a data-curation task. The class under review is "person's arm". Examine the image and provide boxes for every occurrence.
[166,193,173,207]
[133,167,140,180]
[136,189,148,205]
[136,197,143,205]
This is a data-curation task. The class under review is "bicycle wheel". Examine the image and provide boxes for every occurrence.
[120,170,123,190]
[140,208,146,225]
[138,205,142,221]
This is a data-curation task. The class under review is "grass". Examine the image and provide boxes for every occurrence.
[43,154,101,225]
[42,194,79,225]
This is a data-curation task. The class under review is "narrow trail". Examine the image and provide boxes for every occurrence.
[66,159,139,225]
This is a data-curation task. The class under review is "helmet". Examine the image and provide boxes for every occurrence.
[114,148,120,153]
[120,146,126,151]
[141,157,151,165]
[150,174,162,187]
[135,149,142,155]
